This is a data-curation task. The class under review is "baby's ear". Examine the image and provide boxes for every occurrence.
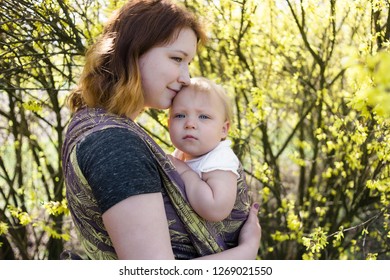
[221,121,230,138]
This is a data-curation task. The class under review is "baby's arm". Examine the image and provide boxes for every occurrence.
[169,156,237,222]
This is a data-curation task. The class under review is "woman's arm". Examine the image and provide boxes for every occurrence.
[103,192,175,259]
[104,194,261,260]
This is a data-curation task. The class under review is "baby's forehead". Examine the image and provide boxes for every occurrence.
[175,88,216,103]
[172,89,225,113]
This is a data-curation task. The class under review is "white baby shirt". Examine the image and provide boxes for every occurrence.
[184,140,240,178]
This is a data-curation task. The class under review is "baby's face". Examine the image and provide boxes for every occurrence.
[168,88,229,160]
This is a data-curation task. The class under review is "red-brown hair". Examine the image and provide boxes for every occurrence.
[67,0,207,117]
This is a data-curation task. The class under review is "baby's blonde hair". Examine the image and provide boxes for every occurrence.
[189,77,233,123]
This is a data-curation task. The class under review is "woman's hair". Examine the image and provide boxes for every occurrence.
[67,0,207,117]
[190,77,233,124]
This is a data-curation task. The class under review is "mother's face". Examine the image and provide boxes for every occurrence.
[139,28,198,110]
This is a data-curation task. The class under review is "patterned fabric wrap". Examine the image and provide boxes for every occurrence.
[61,107,250,259]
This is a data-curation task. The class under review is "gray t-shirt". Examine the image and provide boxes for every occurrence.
[76,128,162,213]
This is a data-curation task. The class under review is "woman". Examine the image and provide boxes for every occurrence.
[62,0,261,260]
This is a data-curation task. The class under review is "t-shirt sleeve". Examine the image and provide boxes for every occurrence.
[199,146,240,177]
[76,127,162,213]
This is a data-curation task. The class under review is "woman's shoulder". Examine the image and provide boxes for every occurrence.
[76,127,156,176]
[78,127,146,155]
[83,126,142,143]
[75,127,163,213]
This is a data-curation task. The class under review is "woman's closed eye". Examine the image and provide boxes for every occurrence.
[171,57,182,63]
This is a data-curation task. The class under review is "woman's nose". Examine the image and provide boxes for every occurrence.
[178,65,191,86]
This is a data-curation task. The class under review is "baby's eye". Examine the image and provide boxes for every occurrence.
[174,113,185,119]
[199,115,210,120]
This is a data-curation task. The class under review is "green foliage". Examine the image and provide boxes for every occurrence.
[0,222,9,235]
[182,0,390,260]
[22,100,43,114]
[302,227,329,259]
[1,0,389,259]
[0,0,104,259]
[43,200,70,217]
[350,51,390,118]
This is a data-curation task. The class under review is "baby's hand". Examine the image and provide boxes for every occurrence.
[167,155,191,175]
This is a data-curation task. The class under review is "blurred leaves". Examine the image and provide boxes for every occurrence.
[0,0,389,259]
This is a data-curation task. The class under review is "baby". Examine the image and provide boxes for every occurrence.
[168,77,250,249]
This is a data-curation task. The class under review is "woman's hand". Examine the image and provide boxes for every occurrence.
[238,203,261,258]
[196,202,261,260]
